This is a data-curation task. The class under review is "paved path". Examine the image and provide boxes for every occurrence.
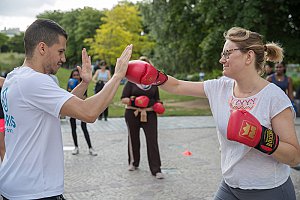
[60,116,300,200]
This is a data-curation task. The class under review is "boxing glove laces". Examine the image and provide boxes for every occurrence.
[227,109,279,155]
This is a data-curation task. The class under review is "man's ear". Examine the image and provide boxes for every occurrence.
[37,42,47,55]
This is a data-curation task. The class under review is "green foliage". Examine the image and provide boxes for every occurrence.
[0,33,9,52]
[173,73,189,81]
[38,7,104,66]
[292,78,300,91]
[140,0,300,74]
[8,32,24,53]
[0,53,24,72]
[86,2,155,67]
[140,0,204,74]
[173,73,200,81]
[37,10,64,23]
[204,69,223,80]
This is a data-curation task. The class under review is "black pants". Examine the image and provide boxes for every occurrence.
[95,81,109,119]
[2,194,65,200]
[70,118,92,148]
[98,107,108,120]
[125,110,161,175]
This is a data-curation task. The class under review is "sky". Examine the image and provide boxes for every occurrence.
[0,0,140,31]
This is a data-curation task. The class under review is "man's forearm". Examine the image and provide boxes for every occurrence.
[71,81,89,99]
[85,75,122,117]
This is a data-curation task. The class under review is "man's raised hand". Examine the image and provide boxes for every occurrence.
[114,44,133,80]
[77,48,92,84]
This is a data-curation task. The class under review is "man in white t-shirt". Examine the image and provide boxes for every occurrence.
[0,19,132,200]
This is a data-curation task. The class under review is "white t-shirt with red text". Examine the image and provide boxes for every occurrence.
[204,78,293,189]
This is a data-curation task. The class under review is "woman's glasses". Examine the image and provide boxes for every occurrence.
[221,48,243,59]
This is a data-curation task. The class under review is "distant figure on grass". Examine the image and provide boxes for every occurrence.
[67,69,97,156]
[92,60,111,121]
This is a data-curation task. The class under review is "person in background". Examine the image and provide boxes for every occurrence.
[67,69,97,156]
[0,77,5,162]
[264,63,274,76]
[266,62,294,100]
[121,56,165,179]
[0,18,132,200]
[92,60,100,75]
[129,27,300,199]
[266,62,297,116]
[92,60,111,121]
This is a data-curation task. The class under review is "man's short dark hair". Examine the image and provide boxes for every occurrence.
[24,18,68,58]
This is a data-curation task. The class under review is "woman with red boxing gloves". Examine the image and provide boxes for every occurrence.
[121,56,165,179]
[127,28,300,199]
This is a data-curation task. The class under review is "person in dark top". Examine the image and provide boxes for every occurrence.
[266,62,294,101]
[264,63,274,77]
[121,56,164,179]
[67,69,97,156]
[0,77,5,161]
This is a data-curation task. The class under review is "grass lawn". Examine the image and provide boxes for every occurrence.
[56,68,212,117]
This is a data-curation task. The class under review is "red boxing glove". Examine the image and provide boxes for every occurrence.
[126,60,168,86]
[153,102,165,114]
[227,109,279,155]
[154,71,168,86]
[132,96,149,108]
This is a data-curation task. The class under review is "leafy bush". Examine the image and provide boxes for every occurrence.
[0,53,24,73]
[204,69,223,80]
[174,73,188,80]
[293,78,300,91]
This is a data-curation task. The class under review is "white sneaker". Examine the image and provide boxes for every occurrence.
[72,147,79,155]
[155,172,164,179]
[89,148,98,156]
[128,165,136,171]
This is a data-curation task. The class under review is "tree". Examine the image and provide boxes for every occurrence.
[74,7,105,58]
[86,2,155,67]
[0,33,9,53]
[37,10,64,24]
[140,0,300,74]
[37,8,104,66]
[8,32,25,53]
[140,0,205,74]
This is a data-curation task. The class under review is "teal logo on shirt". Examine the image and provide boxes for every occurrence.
[2,87,8,112]
[1,87,16,133]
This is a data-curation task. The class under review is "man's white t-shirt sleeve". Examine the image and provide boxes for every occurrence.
[19,74,73,117]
